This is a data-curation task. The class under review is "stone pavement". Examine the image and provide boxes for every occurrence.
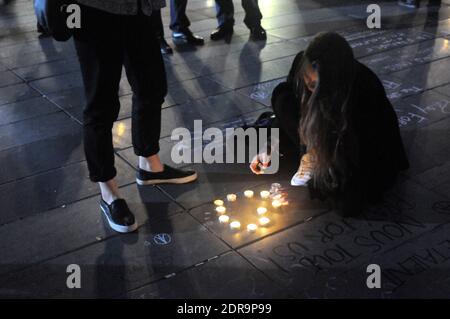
[0,0,450,298]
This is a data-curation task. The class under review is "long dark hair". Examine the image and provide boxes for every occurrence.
[297,32,357,190]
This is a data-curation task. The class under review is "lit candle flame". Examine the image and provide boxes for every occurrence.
[214,199,224,206]
[257,207,268,215]
[272,200,282,208]
[219,215,230,224]
[216,206,226,214]
[259,217,270,226]
[244,190,254,198]
[230,221,241,230]
[260,191,270,199]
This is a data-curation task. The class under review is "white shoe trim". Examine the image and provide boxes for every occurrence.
[100,205,138,234]
[136,172,198,185]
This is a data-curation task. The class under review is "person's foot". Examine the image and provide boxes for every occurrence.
[136,164,198,185]
[210,25,234,41]
[172,28,205,45]
[250,25,267,41]
[37,22,50,36]
[159,37,173,55]
[100,198,138,233]
[291,153,316,186]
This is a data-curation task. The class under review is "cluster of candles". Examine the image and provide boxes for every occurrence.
[212,184,288,233]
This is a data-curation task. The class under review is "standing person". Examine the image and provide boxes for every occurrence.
[169,0,204,45]
[211,0,266,41]
[74,0,197,233]
[151,9,174,54]
[152,0,204,54]
[250,32,409,217]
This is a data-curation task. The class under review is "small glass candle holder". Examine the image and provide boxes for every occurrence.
[257,207,268,216]
[247,224,258,232]
[219,215,230,224]
[244,190,254,199]
[214,199,224,206]
[259,217,271,226]
[216,206,226,214]
[260,191,270,199]
[227,194,237,202]
[270,183,282,194]
[230,221,241,231]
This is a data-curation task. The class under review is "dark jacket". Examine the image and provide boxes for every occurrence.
[272,51,409,216]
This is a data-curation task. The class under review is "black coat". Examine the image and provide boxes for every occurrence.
[272,52,409,216]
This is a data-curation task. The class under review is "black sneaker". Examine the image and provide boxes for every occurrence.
[210,25,234,41]
[250,25,267,41]
[136,164,198,185]
[100,198,138,233]
[159,37,173,55]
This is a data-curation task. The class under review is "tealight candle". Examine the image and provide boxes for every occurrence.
[219,215,230,224]
[244,190,254,198]
[271,193,283,200]
[214,199,224,206]
[259,217,271,226]
[227,194,237,202]
[257,207,268,215]
[272,200,282,208]
[230,221,241,230]
[216,206,226,214]
[260,191,270,199]
[247,224,258,232]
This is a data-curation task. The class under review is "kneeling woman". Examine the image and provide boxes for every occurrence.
[250,32,409,216]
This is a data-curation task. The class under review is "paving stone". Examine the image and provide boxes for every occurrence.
[126,251,290,299]
[0,156,135,225]
[0,183,182,276]
[238,181,450,297]
[0,213,229,298]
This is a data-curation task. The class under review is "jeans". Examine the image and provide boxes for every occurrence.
[215,0,262,29]
[169,0,190,32]
[74,4,167,182]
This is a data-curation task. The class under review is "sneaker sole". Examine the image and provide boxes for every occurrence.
[100,205,138,234]
[136,172,198,186]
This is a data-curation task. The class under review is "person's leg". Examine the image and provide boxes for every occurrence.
[123,13,166,169]
[169,0,190,32]
[215,0,234,28]
[242,0,262,29]
[211,0,235,40]
[74,5,124,200]
[151,9,165,39]
[151,9,173,54]
[242,0,266,40]
[170,0,204,45]
[74,5,137,233]
[123,12,197,185]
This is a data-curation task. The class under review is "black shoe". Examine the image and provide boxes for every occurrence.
[250,25,267,41]
[172,28,205,45]
[100,198,138,233]
[159,37,173,55]
[37,22,50,36]
[136,164,198,185]
[210,25,234,41]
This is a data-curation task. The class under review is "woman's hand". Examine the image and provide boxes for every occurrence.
[250,152,271,175]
